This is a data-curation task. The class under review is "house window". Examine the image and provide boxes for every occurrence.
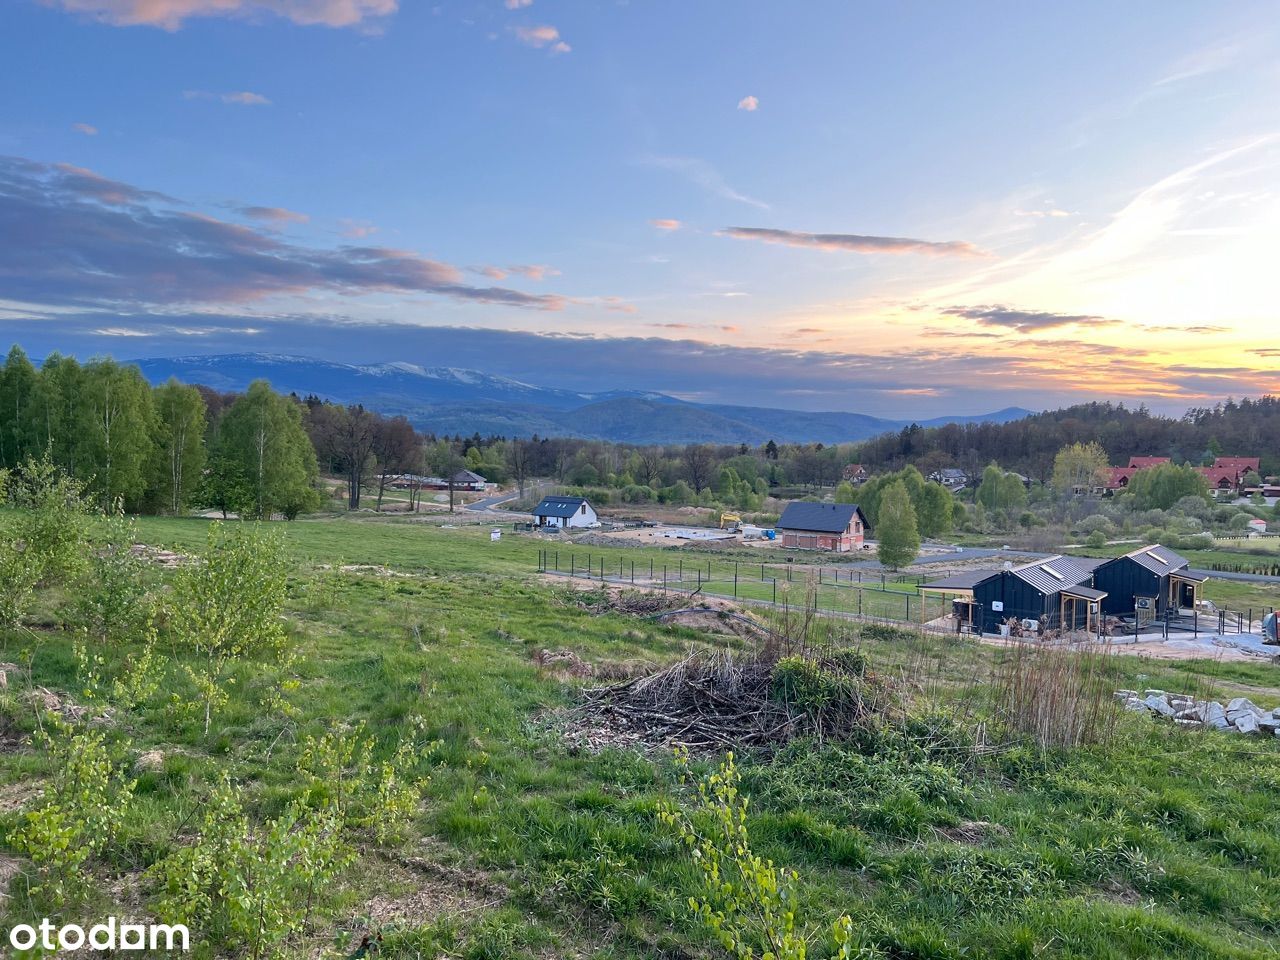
[580,504,587,514]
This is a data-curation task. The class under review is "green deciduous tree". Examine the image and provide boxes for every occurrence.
[216,381,319,519]
[78,358,158,510]
[917,480,954,538]
[1051,442,1110,497]
[1127,463,1211,510]
[151,379,208,514]
[875,478,920,570]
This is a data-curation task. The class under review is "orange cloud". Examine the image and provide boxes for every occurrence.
[649,218,681,231]
[71,122,98,135]
[515,24,569,52]
[45,0,398,30]
[737,95,759,111]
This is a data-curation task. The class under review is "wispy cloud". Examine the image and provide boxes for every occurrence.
[1153,38,1245,87]
[46,0,398,31]
[720,227,987,258]
[514,24,570,53]
[940,304,1116,332]
[338,218,377,238]
[504,0,532,7]
[71,122,98,136]
[641,156,769,210]
[1013,207,1072,218]
[737,95,758,112]
[184,90,272,106]
[239,205,309,225]
[0,156,575,311]
[469,263,559,281]
[649,218,681,231]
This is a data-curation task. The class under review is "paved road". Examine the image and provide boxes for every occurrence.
[843,545,1049,572]
[465,490,523,512]
[1188,567,1280,584]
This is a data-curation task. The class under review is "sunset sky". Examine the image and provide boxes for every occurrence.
[1,0,1278,416]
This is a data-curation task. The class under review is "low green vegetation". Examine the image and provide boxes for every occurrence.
[1,473,1278,959]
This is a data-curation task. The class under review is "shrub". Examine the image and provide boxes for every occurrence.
[77,512,152,643]
[168,523,290,733]
[658,751,857,960]
[11,720,136,907]
[1085,530,1107,549]
[7,452,94,585]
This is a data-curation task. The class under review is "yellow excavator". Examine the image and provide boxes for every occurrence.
[719,512,742,532]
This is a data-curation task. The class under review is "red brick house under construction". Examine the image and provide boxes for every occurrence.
[776,502,869,552]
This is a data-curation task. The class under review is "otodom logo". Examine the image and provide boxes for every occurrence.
[8,918,189,952]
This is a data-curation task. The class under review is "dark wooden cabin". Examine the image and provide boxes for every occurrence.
[1092,544,1205,619]
[966,556,1107,634]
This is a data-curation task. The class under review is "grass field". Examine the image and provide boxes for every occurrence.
[2,513,1280,959]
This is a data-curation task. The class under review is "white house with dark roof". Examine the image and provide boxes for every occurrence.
[532,495,599,530]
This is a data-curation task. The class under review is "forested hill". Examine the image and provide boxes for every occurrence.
[854,398,1280,479]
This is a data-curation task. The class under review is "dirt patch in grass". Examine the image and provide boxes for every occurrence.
[935,820,1010,846]
[364,853,505,929]
[0,855,25,906]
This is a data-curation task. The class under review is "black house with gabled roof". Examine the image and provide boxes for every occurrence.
[1092,544,1206,618]
[936,555,1108,635]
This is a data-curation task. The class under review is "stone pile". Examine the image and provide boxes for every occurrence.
[1116,689,1280,737]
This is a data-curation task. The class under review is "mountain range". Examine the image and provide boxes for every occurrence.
[133,353,1034,445]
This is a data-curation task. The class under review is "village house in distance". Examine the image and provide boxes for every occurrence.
[532,494,600,530]
[775,502,870,552]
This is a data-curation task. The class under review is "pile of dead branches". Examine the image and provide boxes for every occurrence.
[564,648,892,752]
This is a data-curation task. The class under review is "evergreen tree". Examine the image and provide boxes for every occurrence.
[875,479,920,571]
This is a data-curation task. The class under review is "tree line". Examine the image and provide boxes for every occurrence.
[851,398,1280,480]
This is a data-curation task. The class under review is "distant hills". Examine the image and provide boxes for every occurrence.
[133,353,1034,445]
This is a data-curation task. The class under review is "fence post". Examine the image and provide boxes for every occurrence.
[570,555,575,577]
[772,578,777,605]
[679,559,683,580]
[663,565,667,594]
[734,566,738,598]
[630,560,635,584]
[761,562,766,581]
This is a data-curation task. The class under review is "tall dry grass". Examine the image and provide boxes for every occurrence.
[990,639,1120,750]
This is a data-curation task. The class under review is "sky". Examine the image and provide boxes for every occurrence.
[1,0,1278,417]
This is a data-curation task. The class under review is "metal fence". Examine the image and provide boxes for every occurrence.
[534,548,1276,642]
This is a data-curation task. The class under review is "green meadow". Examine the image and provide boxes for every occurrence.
[2,513,1279,959]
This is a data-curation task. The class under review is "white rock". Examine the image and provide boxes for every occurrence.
[1259,717,1280,734]
[1143,689,1167,700]
[1227,697,1257,714]
[1234,713,1261,735]
[1124,698,1150,713]
[1145,695,1176,717]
